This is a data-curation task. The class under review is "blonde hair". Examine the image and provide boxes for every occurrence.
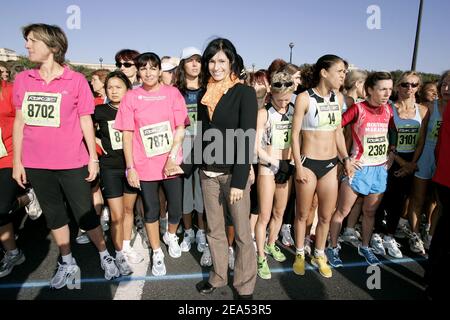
[344,69,368,91]
[22,24,68,64]
[270,71,295,94]
[395,71,422,88]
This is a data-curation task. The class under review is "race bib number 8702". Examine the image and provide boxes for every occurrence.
[22,92,61,127]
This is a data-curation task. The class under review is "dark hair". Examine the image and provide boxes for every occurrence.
[281,63,299,76]
[115,49,140,63]
[104,70,133,94]
[249,69,269,86]
[134,52,161,70]
[301,54,345,89]
[202,38,240,86]
[175,55,204,95]
[438,70,450,98]
[364,72,393,96]
[418,81,438,103]
[267,59,287,83]
[22,23,68,64]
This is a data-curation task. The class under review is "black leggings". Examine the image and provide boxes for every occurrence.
[376,153,414,235]
[26,167,100,231]
[0,168,19,226]
[140,177,183,225]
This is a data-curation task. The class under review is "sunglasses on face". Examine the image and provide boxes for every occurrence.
[116,62,135,68]
[400,82,419,88]
[272,81,294,88]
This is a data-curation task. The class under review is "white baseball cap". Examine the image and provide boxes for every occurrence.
[181,47,202,60]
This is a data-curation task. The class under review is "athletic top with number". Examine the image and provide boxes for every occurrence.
[93,103,126,169]
[342,101,394,166]
[392,103,422,154]
[262,102,294,150]
[13,67,95,170]
[0,81,15,169]
[302,89,342,131]
[114,85,188,181]
[183,88,203,136]
[424,100,443,148]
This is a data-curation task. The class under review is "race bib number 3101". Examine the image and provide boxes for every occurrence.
[0,128,8,158]
[22,92,61,127]
[140,121,174,158]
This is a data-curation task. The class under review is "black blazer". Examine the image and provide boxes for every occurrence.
[182,83,257,190]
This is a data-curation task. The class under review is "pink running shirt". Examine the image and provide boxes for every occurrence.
[13,67,95,169]
[342,101,394,166]
[114,85,188,181]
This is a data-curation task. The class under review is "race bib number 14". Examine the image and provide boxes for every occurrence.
[22,92,61,127]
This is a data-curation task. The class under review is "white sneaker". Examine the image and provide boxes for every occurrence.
[305,236,313,257]
[163,232,182,258]
[280,224,295,247]
[370,233,386,256]
[196,229,207,252]
[341,228,362,247]
[395,221,412,239]
[180,229,195,252]
[228,247,235,270]
[383,236,403,258]
[152,250,166,276]
[115,254,133,276]
[200,245,212,267]
[124,247,144,264]
[159,216,168,235]
[423,234,432,251]
[50,258,80,289]
[25,188,42,220]
[100,207,110,232]
[101,255,120,280]
[75,231,90,245]
[409,233,425,254]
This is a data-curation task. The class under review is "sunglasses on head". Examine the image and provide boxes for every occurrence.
[400,82,419,88]
[116,62,135,68]
[272,81,294,88]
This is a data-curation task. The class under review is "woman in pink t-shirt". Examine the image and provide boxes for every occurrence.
[114,52,188,276]
[12,23,119,289]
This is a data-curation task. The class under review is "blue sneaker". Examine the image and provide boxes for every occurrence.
[326,247,343,268]
[358,246,380,266]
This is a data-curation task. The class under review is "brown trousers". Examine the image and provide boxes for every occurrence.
[200,170,257,295]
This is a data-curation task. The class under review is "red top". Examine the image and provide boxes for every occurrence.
[0,81,15,168]
[433,101,450,188]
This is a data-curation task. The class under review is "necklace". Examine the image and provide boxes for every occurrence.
[107,103,118,110]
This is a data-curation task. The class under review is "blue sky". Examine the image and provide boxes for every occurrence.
[1,0,448,74]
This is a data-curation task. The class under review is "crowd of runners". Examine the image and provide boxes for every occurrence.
[1,23,449,300]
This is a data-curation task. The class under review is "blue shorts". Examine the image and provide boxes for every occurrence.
[347,165,388,196]
[415,144,436,180]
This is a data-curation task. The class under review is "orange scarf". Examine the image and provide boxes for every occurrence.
[201,75,240,119]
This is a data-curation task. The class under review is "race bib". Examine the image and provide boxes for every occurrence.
[272,120,292,150]
[397,126,419,153]
[22,92,61,127]
[140,121,174,158]
[107,121,123,150]
[428,120,443,142]
[187,104,197,135]
[0,128,7,158]
[363,134,389,165]
[317,102,342,130]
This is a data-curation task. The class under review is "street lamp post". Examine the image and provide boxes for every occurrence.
[252,63,255,73]
[99,57,103,69]
[289,42,294,64]
[411,0,424,71]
